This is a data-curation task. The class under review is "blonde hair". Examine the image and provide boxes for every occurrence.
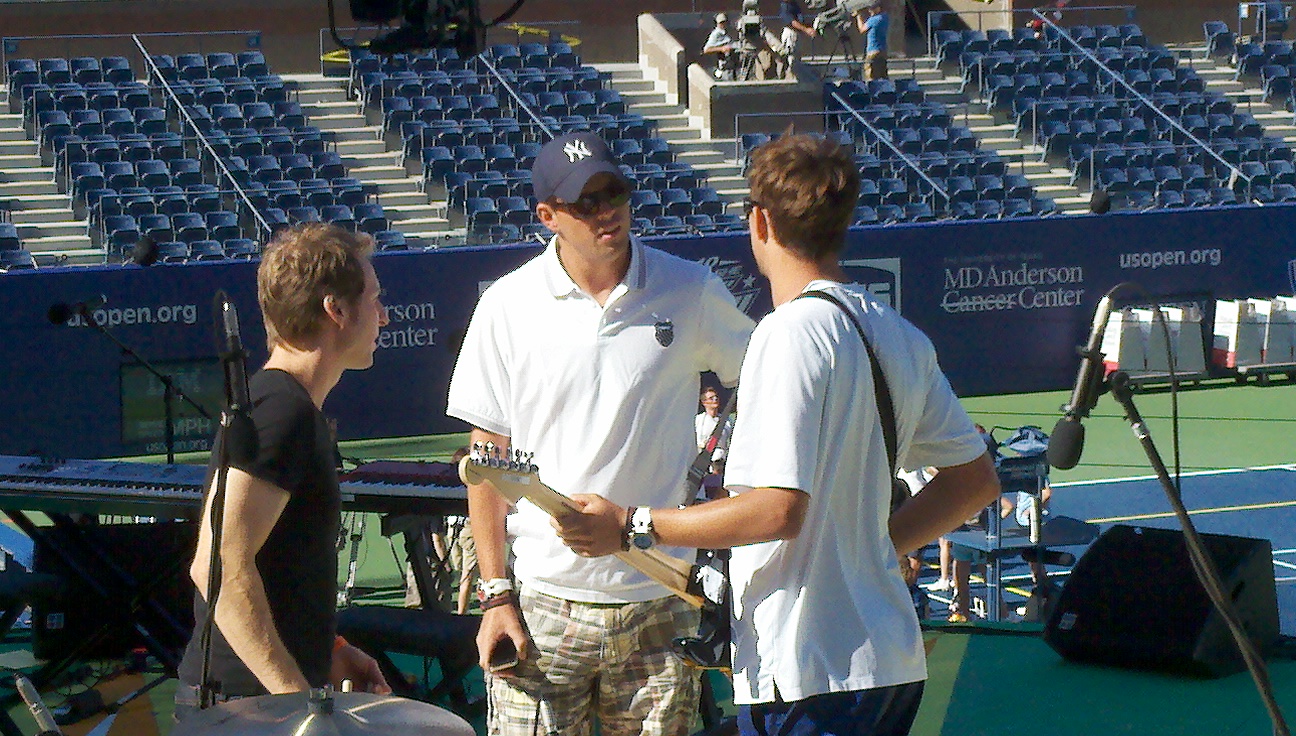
[256,223,374,349]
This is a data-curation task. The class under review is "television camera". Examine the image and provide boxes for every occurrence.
[811,0,874,34]
[735,0,766,51]
[329,0,525,58]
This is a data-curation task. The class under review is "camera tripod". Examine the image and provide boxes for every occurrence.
[735,47,760,81]
[824,26,860,78]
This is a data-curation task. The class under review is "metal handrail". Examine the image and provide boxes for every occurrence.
[133,34,272,240]
[473,55,556,140]
[1031,11,1250,188]
[826,86,951,212]
[1236,2,1292,42]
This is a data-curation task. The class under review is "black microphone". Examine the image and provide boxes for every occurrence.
[215,291,258,465]
[47,295,107,324]
[124,236,159,267]
[1048,283,1134,470]
[14,673,63,736]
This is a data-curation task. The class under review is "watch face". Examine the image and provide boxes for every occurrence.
[632,534,654,550]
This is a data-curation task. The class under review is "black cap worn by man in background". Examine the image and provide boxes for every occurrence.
[530,132,634,203]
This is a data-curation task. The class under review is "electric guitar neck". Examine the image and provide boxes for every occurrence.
[458,453,705,608]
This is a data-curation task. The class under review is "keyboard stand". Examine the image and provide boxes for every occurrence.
[5,510,191,687]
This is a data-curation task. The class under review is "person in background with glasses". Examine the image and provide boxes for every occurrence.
[447,132,754,736]
[553,133,1000,736]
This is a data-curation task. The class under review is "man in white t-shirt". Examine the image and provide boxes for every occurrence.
[694,385,732,461]
[555,133,1000,735]
[446,132,754,736]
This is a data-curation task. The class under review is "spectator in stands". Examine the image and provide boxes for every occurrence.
[551,132,1000,736]
[703,12,739,80]
[855,0,890,81]
[447,132,754,736]
[695,385,733,464]
[175,224,390,718]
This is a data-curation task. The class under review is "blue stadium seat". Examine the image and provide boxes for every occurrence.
[630,190,663,219]
[224,238,259,259]
[205,211,241,241]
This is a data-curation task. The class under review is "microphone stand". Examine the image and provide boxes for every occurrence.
[1106,370,1290,736]
[198,294,257,709]
[77,314,212,464]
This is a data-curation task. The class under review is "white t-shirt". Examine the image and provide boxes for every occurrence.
[446,236,754,603]
[724,280,987,704]
[704,26,733,52]
[694,411,732,460]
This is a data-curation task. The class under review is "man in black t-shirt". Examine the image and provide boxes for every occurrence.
[177,224,391,713]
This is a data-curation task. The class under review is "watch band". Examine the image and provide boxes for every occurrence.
[478,577,513,599]
[631,506,653,535]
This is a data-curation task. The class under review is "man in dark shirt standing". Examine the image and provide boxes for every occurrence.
[176,224,391,716]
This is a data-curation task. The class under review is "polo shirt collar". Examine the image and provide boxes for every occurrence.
[542,234,647,299]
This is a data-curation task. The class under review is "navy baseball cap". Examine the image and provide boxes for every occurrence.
[531,132,633,203]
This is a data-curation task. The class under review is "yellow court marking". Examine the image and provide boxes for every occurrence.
[1089,498,1296,524]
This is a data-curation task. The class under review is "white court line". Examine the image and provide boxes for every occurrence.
[1052,463,1296,489]
[1274,560,1296,572]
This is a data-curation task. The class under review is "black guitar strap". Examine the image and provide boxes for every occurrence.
[798,289,905,510]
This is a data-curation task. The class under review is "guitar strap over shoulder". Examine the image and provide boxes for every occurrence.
[798,289,904,509]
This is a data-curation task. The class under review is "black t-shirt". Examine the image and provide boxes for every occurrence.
[178,368,341,696]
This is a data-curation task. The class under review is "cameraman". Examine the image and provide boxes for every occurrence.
[778,0,819,69]
[853,0,889,80]
[703,12,738,80]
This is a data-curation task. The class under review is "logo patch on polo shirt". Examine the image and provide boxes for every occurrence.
[654,318,674,347]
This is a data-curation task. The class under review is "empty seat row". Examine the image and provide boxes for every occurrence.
[149,52,270,83]
[19,80,154,120]
[153,75,291,108]
[187,101,309,133]
[483,42,581,71]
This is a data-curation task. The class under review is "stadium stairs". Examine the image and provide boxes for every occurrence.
[1169,47,1296,144]
[289,73,455,245]
[594,62,747,212]
[0,105,96,264]
[894,56,1093,215]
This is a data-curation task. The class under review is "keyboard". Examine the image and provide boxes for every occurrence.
[0,455,466,517]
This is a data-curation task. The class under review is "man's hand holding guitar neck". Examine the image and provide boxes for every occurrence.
[465,429,529,677]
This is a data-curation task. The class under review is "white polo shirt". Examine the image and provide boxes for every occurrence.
[724,280,987,704]
[447,236,754,603]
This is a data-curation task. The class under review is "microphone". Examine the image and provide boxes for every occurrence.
[47,295,107,324]
[216,292,251,410]
[215,291,258,465]
[1047,283,1134,470]
[124,237,159,267]
[14,673,63,736]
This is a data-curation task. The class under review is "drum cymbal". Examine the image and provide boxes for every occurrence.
[181,689,476,736]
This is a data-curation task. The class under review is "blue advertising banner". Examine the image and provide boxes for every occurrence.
[2,205,1293,458]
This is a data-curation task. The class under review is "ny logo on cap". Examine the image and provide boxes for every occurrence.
[563,140,593,162]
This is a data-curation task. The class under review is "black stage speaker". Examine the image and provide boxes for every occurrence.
[1043,524,1279,678]
[32,521,196,662]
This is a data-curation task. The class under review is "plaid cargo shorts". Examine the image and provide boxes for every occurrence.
[486,586,700,736]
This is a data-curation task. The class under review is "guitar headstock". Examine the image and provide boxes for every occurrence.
[457,442,540,502]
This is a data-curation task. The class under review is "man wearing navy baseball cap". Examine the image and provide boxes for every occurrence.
[448,132,754,736]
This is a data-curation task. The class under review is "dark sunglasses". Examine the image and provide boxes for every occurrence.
[742,197,764,218]
[556,183,632,217]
